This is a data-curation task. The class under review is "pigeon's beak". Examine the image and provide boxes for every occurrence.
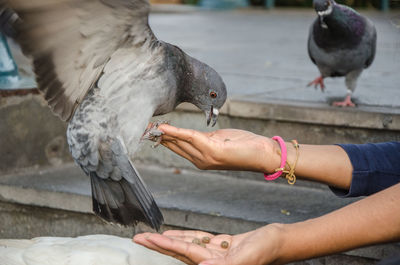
[316,2,333,17]
[205,106,219,127]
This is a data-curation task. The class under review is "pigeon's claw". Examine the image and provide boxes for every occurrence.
[332,95,356,107]
[307,76,325,92]
[206,106,220,127]
[142,121,169,148]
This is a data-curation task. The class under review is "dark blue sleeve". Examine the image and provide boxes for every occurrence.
[330,142,400,197]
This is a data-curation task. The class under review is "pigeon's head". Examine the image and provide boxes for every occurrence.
[184,56,227,127]
[313,0,335,17]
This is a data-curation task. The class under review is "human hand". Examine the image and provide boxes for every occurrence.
[158,124,280,173]
[133,224,285,265]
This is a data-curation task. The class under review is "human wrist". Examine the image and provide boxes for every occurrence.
[275,220,324,264]
[260,137,282,173]
[270,222,300,265]
[263,137,300,181]
[259,223,287,265]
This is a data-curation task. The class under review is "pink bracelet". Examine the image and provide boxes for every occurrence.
[264,136,287,181]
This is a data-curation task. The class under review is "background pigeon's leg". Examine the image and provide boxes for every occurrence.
[333,69,362,107]
[307,76,325,91]
[333,94,355,107]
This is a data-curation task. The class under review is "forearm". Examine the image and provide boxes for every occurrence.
[267,140,352,190]
[288,144,352,189]
[275,183,400,264]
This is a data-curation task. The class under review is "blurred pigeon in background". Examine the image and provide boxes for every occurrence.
[307,0,376,107]
[0,0,227,230]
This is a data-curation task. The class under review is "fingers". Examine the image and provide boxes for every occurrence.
[199,258,226,265]
[134,231,234,265]
[158,124,208,145]
[133,233,196,265]
[134,233,173,254]
[159,124,223,159]
[161,141,199,164]
[144,233,213,264]
[161,135,217,170]
[163,231,232,251]
[162,139,203,158]
[163,230,215,238]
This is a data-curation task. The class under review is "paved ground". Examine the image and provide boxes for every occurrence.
[150,8,400,108]
[4,7,400,108]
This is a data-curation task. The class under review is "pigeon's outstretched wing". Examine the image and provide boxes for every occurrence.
[2,0,165,229]
[0,0,155,121]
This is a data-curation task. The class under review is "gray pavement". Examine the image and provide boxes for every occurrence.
[5,8,400,108]
[0,163,359,233]
[149,8,400,108]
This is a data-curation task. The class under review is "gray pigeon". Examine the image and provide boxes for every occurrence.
[307,0,377,107]
[0,0,227,230]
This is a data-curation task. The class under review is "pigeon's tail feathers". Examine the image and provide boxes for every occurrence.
[67,92,163,230]
[90,162,164,231]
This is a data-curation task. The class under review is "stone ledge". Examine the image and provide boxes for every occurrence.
[177,98,400,131]
[2,91,400,134]
[0,163,399,260]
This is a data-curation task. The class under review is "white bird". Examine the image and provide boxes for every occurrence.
[0,234,185,265]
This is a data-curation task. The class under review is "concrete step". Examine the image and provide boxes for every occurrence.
[0,163,399,264]
[1,92,399,203]
[1,93,400,186]
[0,163,357,234]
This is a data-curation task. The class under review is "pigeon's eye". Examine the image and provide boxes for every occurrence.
[210,92,217,98]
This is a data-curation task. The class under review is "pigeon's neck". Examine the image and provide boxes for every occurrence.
[326,5,365,35]
[314,5,365,50]
[178,54,214,108]
[162,43,203,106]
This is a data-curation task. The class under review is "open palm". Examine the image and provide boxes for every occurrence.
[159,125,278,172]
[134,225,283,265]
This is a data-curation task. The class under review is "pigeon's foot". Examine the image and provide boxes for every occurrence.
[332,95,356,107]
[142,121,169,148]
[307,76,325,91]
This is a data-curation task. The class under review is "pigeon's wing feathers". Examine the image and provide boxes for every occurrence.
[364,22,377,68]
[1,0,154,121]
[67,105,163,230]
[307,23,317,66]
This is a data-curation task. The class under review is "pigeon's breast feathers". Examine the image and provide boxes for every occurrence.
[329,5,366,38]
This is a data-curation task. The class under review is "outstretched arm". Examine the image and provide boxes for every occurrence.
[134,183,400,265]
[135,125,400,264]
[158,124,352,190]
